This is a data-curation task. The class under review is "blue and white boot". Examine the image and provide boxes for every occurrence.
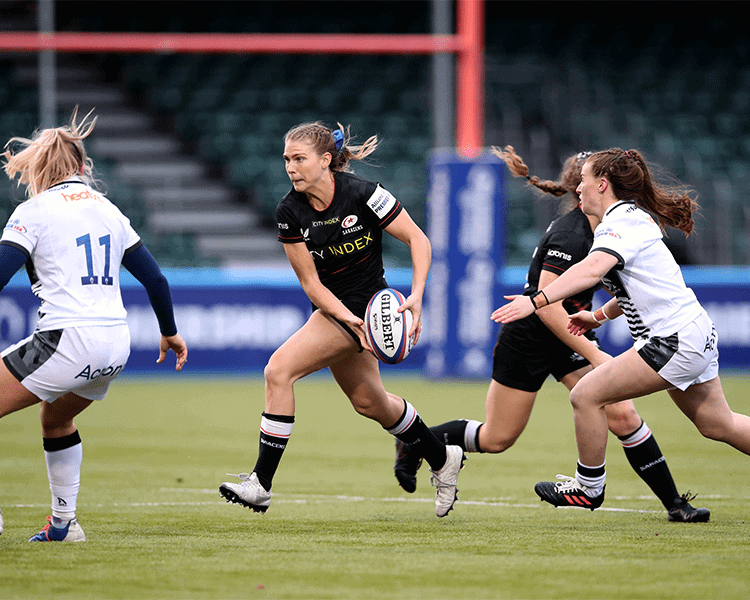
[29,516,86,542]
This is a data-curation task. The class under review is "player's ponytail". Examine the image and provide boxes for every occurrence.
[492,145,590,211]
[2,106,96,198]
[588,148,699,236]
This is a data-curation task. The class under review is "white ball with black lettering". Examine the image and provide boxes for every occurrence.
[364,288,414,364]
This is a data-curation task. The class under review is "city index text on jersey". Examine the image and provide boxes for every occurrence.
[327,231,373,256]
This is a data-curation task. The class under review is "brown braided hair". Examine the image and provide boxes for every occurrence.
[587,148,699,235]
[283,121,379,173]
[491,145,592,211]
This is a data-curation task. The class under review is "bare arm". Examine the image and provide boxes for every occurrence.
[283,242,370,350]
[492,251,619,323]
[383,209,431,345]
[534,269,611,368]
[568,295,623,336]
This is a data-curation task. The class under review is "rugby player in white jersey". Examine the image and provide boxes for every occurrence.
[0,109,187,541]
[494,148,750,511]
[395,147,709,522]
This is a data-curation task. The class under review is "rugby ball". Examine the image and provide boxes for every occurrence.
[365,288,414,364]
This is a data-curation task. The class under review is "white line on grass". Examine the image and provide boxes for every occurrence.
[9,491,672,514]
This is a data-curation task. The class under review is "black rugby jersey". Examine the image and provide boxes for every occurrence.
[525,205,600,314]
[276,171,403,303]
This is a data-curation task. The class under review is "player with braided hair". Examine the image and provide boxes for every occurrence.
[494,147,750,512]
[394,146,709,521]
[220,121,464,518]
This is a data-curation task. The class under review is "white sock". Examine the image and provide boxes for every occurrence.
[45,441,82,521]
[575,461,606,496]
[463,420,483,453]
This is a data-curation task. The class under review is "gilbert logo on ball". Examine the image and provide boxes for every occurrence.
[365,288,414,364]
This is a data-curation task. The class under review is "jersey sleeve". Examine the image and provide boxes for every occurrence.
[276,200,304,244]
[112,205,142,255]
[539,229,590,276]
[365,185,402,228]
[1,202,41,256]
[591,208,661,268]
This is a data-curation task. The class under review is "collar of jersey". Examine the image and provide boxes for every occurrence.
[47,176,84,191]
[604,199,635,217]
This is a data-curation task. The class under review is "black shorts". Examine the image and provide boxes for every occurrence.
[491,314,599,393]
[311,284,385,352]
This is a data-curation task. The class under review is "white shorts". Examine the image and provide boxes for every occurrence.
[1,324,130,402]
[634,311,719,391]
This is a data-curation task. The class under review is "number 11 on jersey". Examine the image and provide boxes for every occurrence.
[77,233,113,286]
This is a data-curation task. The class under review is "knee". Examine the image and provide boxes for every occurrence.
[39,409,73,436]
[479,433,518,454]
[476,423,520,454]
[263,355,293,390]
[692,414,731,442]
[349,394,378,419]
[604,402,642,437]
[569,383,594,412]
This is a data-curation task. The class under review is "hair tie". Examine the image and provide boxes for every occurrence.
[625,150,632,158]
[332,129,344,154]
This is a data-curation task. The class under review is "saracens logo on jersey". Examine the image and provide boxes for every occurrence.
[342,214,363,235]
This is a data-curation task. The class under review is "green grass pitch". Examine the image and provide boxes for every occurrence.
[2,372,750,599]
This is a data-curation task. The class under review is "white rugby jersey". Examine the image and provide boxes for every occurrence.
[1,178,140,331]
[590,200,703,340]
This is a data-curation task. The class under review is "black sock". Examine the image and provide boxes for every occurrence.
[386,399,446,471]
[253,412,294,492]
[429,419,484,452]
[618,420,679,510]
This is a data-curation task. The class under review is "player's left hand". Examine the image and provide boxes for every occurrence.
[398,293,423,345]
[567,311,600,336]
[158,333,188,371]
[491,294,536,323]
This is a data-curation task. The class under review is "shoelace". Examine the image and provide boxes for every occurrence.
[430,472,450,490]
[552,474,585,492]
[679,491,698,504]
[32,516,54,541]
[226,473,252,481]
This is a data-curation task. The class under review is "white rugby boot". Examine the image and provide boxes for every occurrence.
[430,445,465,517]
[219,472,271,513]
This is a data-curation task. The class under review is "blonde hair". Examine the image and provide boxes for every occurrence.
[284,121,379,173]
[2,107,97,199]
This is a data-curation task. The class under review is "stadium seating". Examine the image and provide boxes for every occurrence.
[3,7,750,267]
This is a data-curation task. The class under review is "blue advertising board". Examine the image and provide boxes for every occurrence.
[0,267,427,375]
[1,264,749,377]
[423,149,505,378]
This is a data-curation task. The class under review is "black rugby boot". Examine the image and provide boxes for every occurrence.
[668,493,711,523]
[394,439,423,493]
[534,475,605,511]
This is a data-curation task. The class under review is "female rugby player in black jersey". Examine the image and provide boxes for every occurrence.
[394,146,709,522]
[220,121,464,517]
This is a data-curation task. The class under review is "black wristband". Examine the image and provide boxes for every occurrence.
[530,290,549,310]
[530,291,541,309]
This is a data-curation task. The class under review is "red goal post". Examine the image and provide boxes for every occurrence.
[0,0,484,157]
